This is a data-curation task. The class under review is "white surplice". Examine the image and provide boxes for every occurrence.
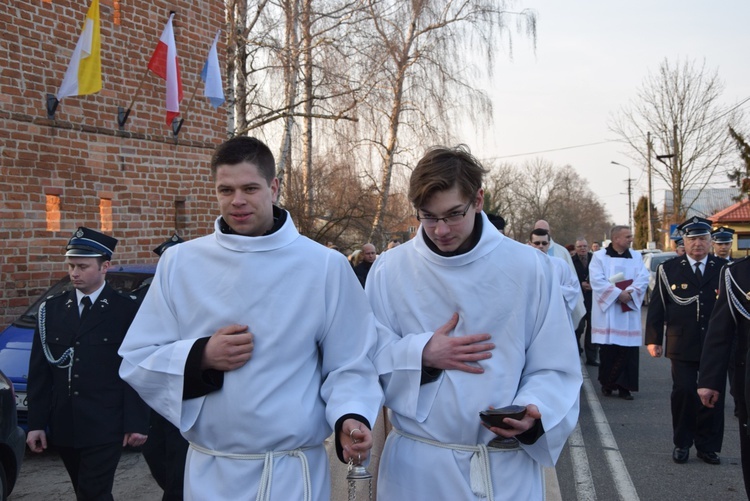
[366,213,582,500]
[589,248,649,347]
[119,213,383,501]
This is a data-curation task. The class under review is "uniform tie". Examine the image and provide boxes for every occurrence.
[694,262,703,281]
[80,296,92,323]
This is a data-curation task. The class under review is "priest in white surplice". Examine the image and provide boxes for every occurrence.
[590,225,649,400]
[367,146,581,500]
[119,137,383,501]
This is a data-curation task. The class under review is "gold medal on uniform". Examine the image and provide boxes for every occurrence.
[745,291,750,301]
[681,284,688,290]
[671,284,676,290]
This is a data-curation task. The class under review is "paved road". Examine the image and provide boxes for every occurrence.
[9,306,747,500]
[554,305,746,500]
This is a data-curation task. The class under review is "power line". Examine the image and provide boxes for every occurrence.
[485,139,622,160]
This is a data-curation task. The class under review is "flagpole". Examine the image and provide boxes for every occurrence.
[172,80,201,136]
[117,67,151,129]
[172,32,219,137]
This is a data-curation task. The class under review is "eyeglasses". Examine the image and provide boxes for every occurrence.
[531,241,549,247]
[416,202,473,227]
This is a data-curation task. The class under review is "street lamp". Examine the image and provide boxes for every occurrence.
[610,161,633,229]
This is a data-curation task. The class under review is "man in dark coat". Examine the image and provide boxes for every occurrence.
[137,234,190,501]
[572,238,598,366]
[698,256,750,498]
[645,216,727,465]
[26,227,150,500]
[353,243,377,287]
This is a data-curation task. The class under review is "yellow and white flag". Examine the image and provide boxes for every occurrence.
[56,0,101,100]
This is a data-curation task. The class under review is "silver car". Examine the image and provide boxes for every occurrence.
[643,251,678,305]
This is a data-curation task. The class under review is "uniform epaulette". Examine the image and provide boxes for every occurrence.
[44,288,72,302]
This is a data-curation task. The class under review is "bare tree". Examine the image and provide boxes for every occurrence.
[610,58,741,223]
[362,0,537,246]
[484,158,610,244]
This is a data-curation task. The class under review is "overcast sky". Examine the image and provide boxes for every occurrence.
[463,0,750,228]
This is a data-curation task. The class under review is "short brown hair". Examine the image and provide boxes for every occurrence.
[210,136,276,183]
[408,145,487,209]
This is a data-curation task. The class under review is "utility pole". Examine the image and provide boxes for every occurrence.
[610,161,633,229]
[647,132,653,248]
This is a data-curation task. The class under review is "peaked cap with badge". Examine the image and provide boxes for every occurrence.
[65,227,117,260]
[677,216,712,238]
[153,233,184,257]
[711,226,735,244]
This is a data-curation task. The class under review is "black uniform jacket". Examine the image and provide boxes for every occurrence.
[572,252,593,308]
[645,254,726,362]
[699,258,750,415]
[27,284,149,448]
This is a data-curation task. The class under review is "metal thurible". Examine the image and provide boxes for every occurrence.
[346,457,373,501]
[347,427,373,501]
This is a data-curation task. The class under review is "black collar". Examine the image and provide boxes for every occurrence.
[422,213,483,257]
[219,206,287,236]
[605,243,632,259]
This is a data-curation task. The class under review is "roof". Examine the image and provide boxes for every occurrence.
[710,199,750,223]
[663,187,741,219]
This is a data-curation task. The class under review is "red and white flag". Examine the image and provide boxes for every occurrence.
[147,14,183,125]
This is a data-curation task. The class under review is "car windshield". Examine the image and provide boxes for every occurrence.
[649,254,677,272]
[15,271,154,329]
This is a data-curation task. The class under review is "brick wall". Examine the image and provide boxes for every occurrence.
[0,0,227,327]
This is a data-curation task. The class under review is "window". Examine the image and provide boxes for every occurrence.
[46,194,61,232]
[99,198,112,232]
[175,200,187,232]
[737,233,750,250]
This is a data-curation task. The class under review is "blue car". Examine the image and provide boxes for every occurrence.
[0,264,156,430]
[0,368,24,498]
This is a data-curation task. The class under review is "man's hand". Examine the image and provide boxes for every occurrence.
[698,388,720,408]
[483,404,542,438]
[581,281,592,292]
[123,433,148,448]
[617,289,632,304]
[422,313,494,374]
[27,429,47,453]
[202,324,254,371]
[647,344,662,358]
[340,419,372,464]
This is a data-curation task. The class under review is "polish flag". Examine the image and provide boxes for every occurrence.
[148,14,183,125]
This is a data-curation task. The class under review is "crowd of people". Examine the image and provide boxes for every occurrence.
[22,135,750,500]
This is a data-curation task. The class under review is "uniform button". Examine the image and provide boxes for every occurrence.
[73,374,79,378]
[75,341,81,346]
[73,391,79,396]
[103,338,108,342]
[55,337,59,341]
[75,358,80,362]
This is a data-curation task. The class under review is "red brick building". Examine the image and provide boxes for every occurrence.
[0,0,227,327]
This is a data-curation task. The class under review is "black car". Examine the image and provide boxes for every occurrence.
[0,369,24,499]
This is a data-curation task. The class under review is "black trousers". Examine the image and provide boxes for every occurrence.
[58,441,122,501]
[575,309,599,363]
[739,413,750,499]
[142,411,189,501]
[670,359,725,452]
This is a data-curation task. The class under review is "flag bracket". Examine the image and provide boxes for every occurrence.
[172,118,184,137]
[46,94,60,120]
[117,107,131,129]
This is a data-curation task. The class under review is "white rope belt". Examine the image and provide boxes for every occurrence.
[189,442,313,501]
[393,428,520,500]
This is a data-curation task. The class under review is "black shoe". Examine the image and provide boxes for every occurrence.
[672,447,689,464]
[618,389,634,400]
[696,451,720,465]
[602,387,613,396]
[585,360,600,367]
